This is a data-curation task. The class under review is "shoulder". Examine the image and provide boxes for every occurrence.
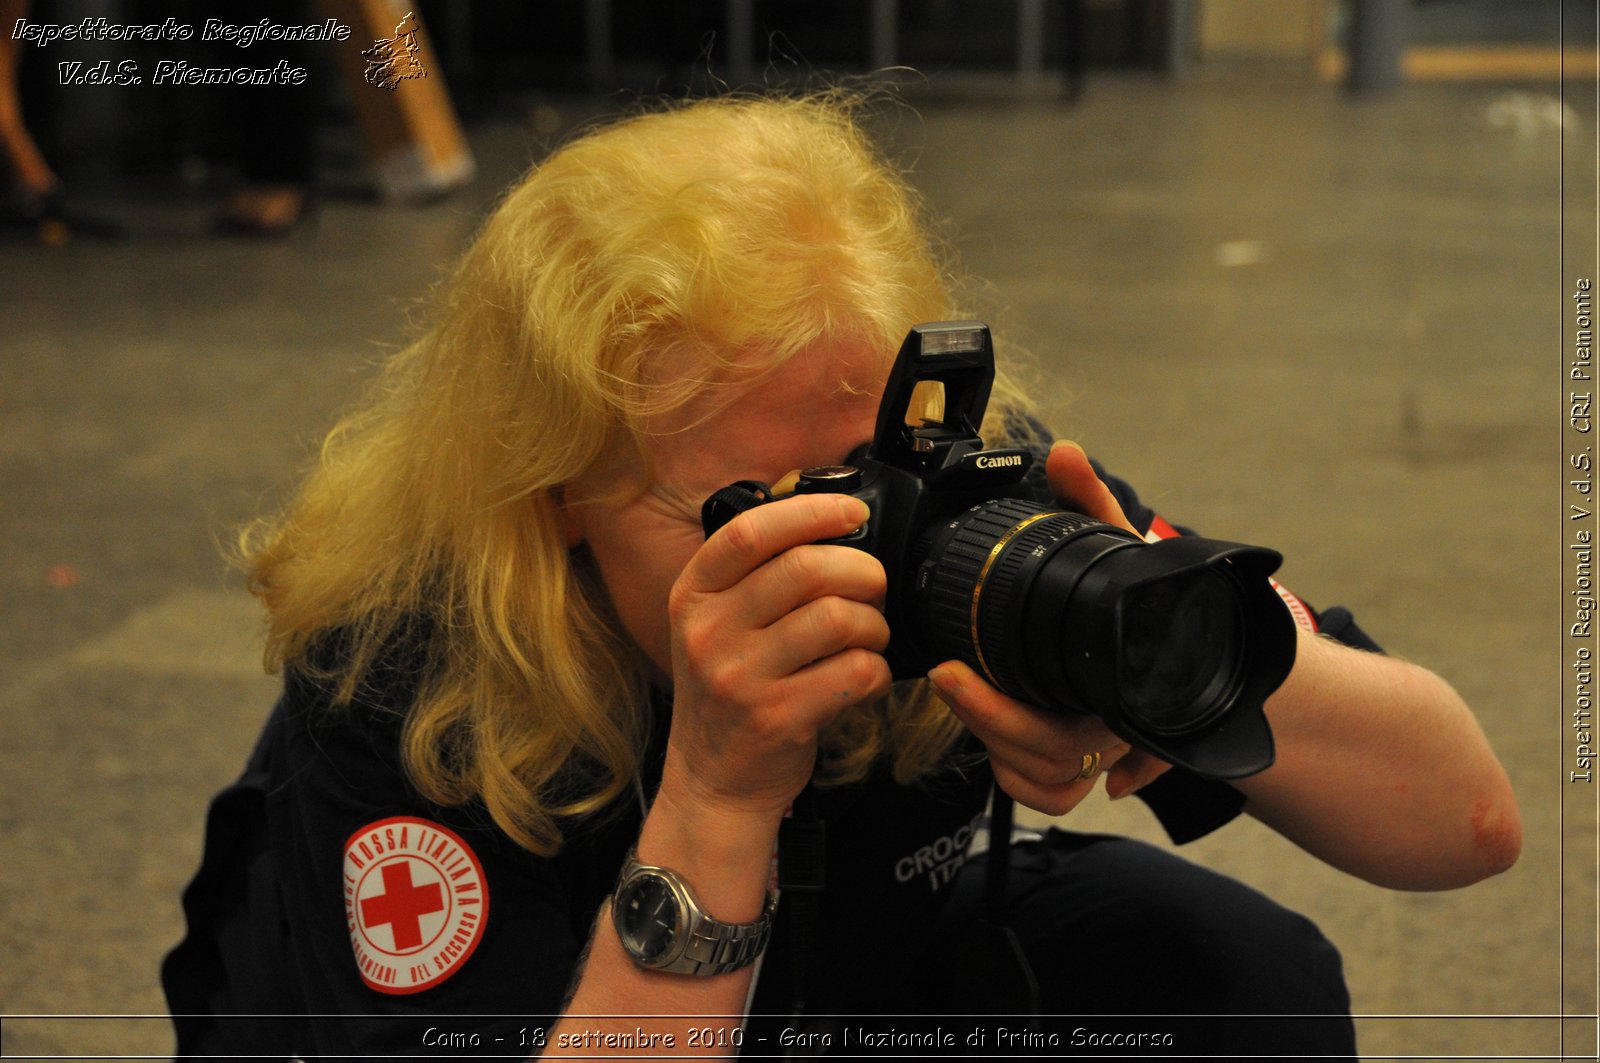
[269,665,630,1024]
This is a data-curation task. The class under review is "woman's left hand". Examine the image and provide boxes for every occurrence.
[929,441,1173,816]
[930,658,1169,813]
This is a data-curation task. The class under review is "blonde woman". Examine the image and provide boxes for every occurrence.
[164,94,1519,1059]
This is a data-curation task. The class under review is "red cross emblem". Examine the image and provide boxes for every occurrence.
[343,816,489,995]
[362,861,445,950]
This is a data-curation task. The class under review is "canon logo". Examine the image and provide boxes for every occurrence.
[974,454,1022,469]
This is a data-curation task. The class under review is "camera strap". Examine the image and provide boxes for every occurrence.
[970,786,1043,1022]
[775,779,1041,1031]
[984,785,1014,919]
[778,783,826,1016]
[934,784,1043,1024]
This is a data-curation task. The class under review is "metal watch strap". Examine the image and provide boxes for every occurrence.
[675,902,774,976]
[613,850,776,977]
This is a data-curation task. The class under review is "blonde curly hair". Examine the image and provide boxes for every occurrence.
[242,92,1030,855]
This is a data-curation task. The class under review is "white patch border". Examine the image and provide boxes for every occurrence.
[342,815,490,996]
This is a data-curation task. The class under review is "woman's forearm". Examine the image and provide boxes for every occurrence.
[1235,628,1521,890]
[542,775,781,1058]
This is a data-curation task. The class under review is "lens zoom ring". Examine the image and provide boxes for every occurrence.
[973,509,1102,693]
[920,499,1103,690]
[919,515,1000,671]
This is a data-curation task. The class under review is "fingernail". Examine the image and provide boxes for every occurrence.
[927,664,956,696]
[838,496,870,526]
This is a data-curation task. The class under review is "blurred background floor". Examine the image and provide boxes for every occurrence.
[1,4,1595,1058]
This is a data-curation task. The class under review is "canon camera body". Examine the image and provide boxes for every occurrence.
[701,322,1295,780]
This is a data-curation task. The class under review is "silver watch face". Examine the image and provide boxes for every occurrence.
[618,873,682,963]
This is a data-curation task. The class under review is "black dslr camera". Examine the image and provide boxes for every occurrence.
[702,322,1295,780]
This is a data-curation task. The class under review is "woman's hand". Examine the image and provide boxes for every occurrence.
[660,492,892,831]
[929,659,1169,812]
[554,494,892,1050]
[930,441,1173,816]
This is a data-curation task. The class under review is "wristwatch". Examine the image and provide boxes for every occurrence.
[610,849,777,976]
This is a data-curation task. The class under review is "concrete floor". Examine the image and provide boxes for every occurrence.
[0,73,1591,1059]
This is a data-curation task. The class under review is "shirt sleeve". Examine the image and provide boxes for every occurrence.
[265,672,588,1057]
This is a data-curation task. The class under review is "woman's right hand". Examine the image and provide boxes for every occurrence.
[657,493,892,832]
[553,494,889,1051]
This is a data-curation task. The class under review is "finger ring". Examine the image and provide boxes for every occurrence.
[1075,752,1102,781]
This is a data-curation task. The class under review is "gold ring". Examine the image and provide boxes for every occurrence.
[1075,752,1102,782]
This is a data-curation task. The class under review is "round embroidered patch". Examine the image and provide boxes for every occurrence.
[342,816,489,995]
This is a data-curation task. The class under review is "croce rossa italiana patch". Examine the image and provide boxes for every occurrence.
[342,816,489,994]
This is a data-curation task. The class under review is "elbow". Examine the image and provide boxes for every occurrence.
[1467,784,1522,882]
[1381,777,1521,892]
[1412,781,1522,891]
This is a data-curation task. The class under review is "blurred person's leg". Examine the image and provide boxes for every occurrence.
[214,0,318,236]
[0,0,60,202]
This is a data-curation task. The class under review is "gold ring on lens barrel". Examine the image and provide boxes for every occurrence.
[969,510,1059,686]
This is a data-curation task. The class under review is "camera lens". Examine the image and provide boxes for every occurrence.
[914,497,1291,778]
[1116,568,1243,735]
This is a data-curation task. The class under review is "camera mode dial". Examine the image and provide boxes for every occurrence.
[794,465,862,493]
